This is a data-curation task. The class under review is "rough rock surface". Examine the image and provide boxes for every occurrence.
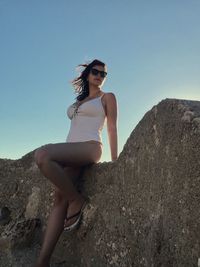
[1,98,200,267]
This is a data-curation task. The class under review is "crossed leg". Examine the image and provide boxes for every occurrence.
[34,166,83,267]
[34,141,102,267]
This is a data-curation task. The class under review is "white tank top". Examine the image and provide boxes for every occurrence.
[66,94,106,144]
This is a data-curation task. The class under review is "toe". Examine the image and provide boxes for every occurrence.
[64,215,78,228]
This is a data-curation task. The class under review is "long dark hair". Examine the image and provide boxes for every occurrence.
[70,59,106,101]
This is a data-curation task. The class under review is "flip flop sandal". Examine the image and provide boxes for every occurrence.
[64,201,87,232]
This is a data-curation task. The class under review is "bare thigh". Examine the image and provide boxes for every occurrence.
[34,141,102,168]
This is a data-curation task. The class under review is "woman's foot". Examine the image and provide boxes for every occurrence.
[64,195,86,229]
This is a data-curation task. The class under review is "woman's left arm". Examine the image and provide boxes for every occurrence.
[105,93,118,161]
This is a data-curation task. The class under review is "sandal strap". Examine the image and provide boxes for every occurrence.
[66,210,81,220]
[66,201,87,220]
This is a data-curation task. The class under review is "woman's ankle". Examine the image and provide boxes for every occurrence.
[68,193,84,205]
[36,257,50,266]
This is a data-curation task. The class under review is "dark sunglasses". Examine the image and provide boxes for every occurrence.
[90,68,107,78]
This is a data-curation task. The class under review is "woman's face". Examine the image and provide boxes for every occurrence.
[87,65,107,87]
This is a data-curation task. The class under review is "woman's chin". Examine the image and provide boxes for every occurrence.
[91,81,102,86]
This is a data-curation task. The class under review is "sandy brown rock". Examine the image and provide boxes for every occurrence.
[0,98,200,267]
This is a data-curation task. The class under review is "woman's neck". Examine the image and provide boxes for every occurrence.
[88,90,102,98]
[88,84,102,97]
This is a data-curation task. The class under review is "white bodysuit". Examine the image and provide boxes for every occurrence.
[66,94,106,145]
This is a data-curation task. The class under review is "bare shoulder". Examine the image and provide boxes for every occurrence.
[103,92,116,97]
[103,92,117,101]
[101,92,117,117]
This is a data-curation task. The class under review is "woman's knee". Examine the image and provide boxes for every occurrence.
[34,144,52,166]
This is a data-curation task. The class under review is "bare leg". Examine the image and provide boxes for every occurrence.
[34,142,101,202]
[34,142,102,266]
[35,158,87,223]
[35,200,68,267]
[34,142,102,226]
[34,167,82,267]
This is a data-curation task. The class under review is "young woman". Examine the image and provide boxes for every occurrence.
[34,59,118,267]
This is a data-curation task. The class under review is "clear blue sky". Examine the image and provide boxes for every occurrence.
[0,0,200,162]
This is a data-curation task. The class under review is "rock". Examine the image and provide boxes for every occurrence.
[0,207,11,226]
[0,218,41,250]
[0,98,200,267]
[25,186,41,219]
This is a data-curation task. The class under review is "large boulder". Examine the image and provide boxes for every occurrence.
[0,98,200,267]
